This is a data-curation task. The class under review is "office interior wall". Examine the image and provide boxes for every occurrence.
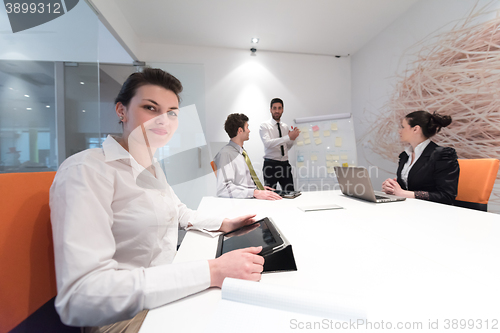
[139,43,351,197]
[351,0,500,213]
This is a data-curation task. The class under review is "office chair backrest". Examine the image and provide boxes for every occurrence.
[0,172,76,333]
[210,161,217,176]
[454,159,499,211]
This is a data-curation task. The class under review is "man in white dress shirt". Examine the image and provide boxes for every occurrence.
[214,113,282,200]
[259,98,300,191]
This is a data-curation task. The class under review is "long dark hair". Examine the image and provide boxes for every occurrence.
[405,110,452,138]
[115,68,183,108]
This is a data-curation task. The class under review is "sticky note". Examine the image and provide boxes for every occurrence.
[302,132,310,138]
[311,154,318,161]
[304,138,311,145]
[315,138,322,145]
[312,125,320,132]
[297,162,305,168]
[332,162,341,167]
[313,131,320,138]
[332,155,340,160]
[326,154,334,161]
[297,155,304,162]
[341,155,348,160]
[323,130,330,137]
[342,162,349,167]
[327,166,335,174]
[301,127,308,132]
[297,141,304,146]
[326,161,334,167]
[335,137,342,147]
[331,123,338,130]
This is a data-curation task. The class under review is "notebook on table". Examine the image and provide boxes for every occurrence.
[334,166,406,203]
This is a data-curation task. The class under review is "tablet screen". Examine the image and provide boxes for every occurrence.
[221,218,280,255]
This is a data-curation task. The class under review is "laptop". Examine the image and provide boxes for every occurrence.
[334,166,406,203]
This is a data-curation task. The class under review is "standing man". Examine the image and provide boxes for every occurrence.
[259,98,300,191]
[214,113,282,200]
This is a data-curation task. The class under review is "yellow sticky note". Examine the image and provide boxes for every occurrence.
[302,132,310,139]
[323,130,330,137]
[313,131,320,138]
[332,155,340,160]
[326,154,334,161]
[297,141,304,146]
[335,137,342,147]
[341,155,348,160]
[301,127,308,132]
[315,138,322,145]
[331,123,338,130]
[327,166,335,174]
[332,162,341,167]
[326,161,334,167]
[297,162,305,168]
[311,154,318,161]
[342,162,349,167]
[304,138,311,145]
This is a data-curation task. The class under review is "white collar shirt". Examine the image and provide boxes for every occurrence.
[401,138,431,188]
[214,140,256,198]
[259,118,294,162]
[50,135,222,327]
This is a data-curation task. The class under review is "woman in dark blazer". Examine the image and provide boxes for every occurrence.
[382,111,459,205]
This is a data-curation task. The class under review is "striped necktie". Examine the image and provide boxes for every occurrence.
[242,150,264,190]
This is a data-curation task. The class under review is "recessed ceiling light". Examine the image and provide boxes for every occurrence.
[46,105,50,108]
[82,110,86,112]
[251,38,259,44]
[26,107,32,110]
[24,94,29,97]
[80,82,85,85]
[9,87,13,90]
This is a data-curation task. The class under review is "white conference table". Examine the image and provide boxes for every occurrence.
[140,191,500,332]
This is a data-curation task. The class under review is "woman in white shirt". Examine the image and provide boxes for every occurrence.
[50,68,264,332]
[381,110,459,205]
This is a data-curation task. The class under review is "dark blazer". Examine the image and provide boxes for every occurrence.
[397,141,459,205]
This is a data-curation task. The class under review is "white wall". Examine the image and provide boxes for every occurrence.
[351,0,500,212]
[140,43,351,197]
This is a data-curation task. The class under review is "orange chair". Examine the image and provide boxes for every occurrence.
[0,172,78,333]
[210,161,217,176]
[454,159,500,211]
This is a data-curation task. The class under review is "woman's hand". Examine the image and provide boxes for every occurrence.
[382,178,414,198]
[219,214,257,233]
[208,246,265,288]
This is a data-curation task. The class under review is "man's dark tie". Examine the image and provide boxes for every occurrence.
[277,123,285,156]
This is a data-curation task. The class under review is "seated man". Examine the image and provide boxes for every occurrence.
[214,113,282,200]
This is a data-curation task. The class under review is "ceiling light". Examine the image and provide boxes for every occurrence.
[24,94,29,97]
[46,105,50,108]
[251,38,259,44]
[82,110,86,112]
[9,87,13,90]
[26,107,32,110]
[80,82,85,85]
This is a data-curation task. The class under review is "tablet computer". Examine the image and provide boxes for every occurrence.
[216,217,285,257]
